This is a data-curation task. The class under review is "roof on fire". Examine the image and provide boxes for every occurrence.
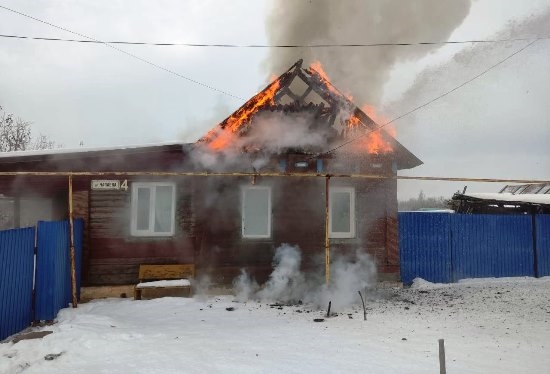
[198,59,422,170]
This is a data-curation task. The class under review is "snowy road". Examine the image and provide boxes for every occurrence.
[1,277,549,373]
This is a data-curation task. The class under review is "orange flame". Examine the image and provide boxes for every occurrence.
[308,61,342,97]
[206,80,281,150]
[348,104,394,154]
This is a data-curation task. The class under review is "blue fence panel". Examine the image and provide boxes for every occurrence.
[399,213,452,285]
[0,227,35,341]
[35,219,83,321]
[536,215,550,277]
[450,215,534,281]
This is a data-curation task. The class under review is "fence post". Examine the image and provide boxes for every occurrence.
[439,339,446,374]
[532,212,539,278]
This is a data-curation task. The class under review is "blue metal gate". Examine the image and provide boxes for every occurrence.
[35,219,84,321]
[0,219,83,340]
[0,227,35,341]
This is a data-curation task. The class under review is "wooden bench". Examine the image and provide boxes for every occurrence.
[134,264,195,300]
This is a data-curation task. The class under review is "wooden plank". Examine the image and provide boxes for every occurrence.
[135,264,195,300]
[138,264,195,281]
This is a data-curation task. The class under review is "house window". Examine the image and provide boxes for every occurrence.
[329,187,355,238]
[131,182,176,236]
[242,186,271,238]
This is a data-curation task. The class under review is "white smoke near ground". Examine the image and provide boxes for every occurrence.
[192,274,213,301]
[233,269,260,302]
[313,250,377,309]
[233,243,377,311]
[265,0,472,107]
[256,244,307,303]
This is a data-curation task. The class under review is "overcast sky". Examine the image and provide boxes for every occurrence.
[0,0,549,200]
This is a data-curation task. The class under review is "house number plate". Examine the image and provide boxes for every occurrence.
[91,180,128,191]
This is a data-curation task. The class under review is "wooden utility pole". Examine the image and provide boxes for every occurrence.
[324,176,331,284]
[68,175,78,308]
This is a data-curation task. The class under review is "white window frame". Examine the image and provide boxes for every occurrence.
[241,186,272,239]
[131,182,176,237]
[329,187,356,239]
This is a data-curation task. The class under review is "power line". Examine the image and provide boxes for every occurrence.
[0,32,547,48]
[320,38,539,157]
[0,4,244,100]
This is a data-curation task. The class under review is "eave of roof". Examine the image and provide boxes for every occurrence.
[0,141,191,165]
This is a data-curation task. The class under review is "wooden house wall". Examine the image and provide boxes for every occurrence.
[0,152,401,286]
[192,174,397,285]
[86,177,196,285]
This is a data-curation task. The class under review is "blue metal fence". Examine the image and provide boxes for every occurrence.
[399,213,549,285]
[451,215,534,280]
[399,213,452,284]
[0,219,83,340]
[536,215,550,277]
[0,227,35,341]
[35,219,84,321]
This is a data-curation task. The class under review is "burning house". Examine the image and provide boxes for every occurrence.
[0,60,421,288]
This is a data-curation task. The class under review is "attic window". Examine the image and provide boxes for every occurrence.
[242,186,271,238]
[131,182,176,237]
[329,187,356,238]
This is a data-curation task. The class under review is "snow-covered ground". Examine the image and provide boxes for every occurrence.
[1,277,549,374]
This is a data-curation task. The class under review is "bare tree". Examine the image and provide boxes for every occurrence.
[0,105,56,151]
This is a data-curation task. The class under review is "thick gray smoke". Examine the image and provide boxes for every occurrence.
[265,0,471,106]
[233,243,377,310]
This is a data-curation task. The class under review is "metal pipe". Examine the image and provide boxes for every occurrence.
[68,175,78,308]
[0,170,387,179]
[0,170,547,184]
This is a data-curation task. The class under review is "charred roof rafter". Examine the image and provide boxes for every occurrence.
[197,59,422,170]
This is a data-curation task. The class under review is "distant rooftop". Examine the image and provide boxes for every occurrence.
[499,183,550,195]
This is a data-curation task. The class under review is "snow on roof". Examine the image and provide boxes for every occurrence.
[463,193,550,205]
[0,141,189,159]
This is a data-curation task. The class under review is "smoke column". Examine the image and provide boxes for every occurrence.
[234,244,378,310]
[265,0,471,106]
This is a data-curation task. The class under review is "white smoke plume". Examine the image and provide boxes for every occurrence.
[265,0,471,106]
[233,269,260,302]
[313,250,377,309]
[191,111,331,170]
[234,243,378,311]
[256,244,307,303]
[192,274,213,301]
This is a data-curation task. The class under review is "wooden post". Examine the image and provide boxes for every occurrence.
[68,175,78,308]
[324,176,331,284]
[438,339,446,374]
